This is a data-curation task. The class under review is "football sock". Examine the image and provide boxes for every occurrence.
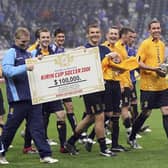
[123,117,132,128]
[131,104,139,122]
[82,112,87,119]
[88,127,95,140]
[111,116,119,147]
[57,121,67,147]
[67,113,77,132]
[129,111,148,140]
[98,137,106,152]
[163,115,168,138]
[67,132,81,145]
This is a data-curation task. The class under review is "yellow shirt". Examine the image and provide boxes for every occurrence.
[101,41,121,81]
[115,40,132,88]
[40,49,49,56]
[137,36,168,91]
[27,41,39,52]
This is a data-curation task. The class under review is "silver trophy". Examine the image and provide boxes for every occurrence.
[160,56,168,74]
[160,63,168,73]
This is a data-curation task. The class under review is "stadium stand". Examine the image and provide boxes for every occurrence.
[0,0,168,49]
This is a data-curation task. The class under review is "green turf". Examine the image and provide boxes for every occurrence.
[0,83,168,168]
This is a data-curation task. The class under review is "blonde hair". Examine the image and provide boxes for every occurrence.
[14,27,30,39]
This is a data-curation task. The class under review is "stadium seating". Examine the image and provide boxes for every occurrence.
[0,0,168,49]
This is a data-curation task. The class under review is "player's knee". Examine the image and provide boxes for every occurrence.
[56,111,66,121]
[161,106,168,115]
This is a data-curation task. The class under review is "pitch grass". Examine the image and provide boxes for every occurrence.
[0,83,168,168]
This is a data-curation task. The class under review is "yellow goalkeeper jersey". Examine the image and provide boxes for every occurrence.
[102,41,122,81]
[137,36,168,91]
[115,40,132,88]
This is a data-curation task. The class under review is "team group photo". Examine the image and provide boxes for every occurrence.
[0,0,168,167]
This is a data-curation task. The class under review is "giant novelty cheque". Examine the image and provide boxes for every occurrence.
[26,47,105,104]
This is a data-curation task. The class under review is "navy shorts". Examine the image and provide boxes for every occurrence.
[62,98,72,103]
[83,91,105,115]
[42,100,64,113]
[130,83,137,102]
[122,87,131,107]
[140,89,168,110]
[104,80,121,113]
[0,89,5,115]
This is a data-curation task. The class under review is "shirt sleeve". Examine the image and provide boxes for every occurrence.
[136,41,146,62]
[30,50,37,58]
[2,48,27,78]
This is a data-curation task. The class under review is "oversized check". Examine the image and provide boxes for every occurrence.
[26,47,105,104]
